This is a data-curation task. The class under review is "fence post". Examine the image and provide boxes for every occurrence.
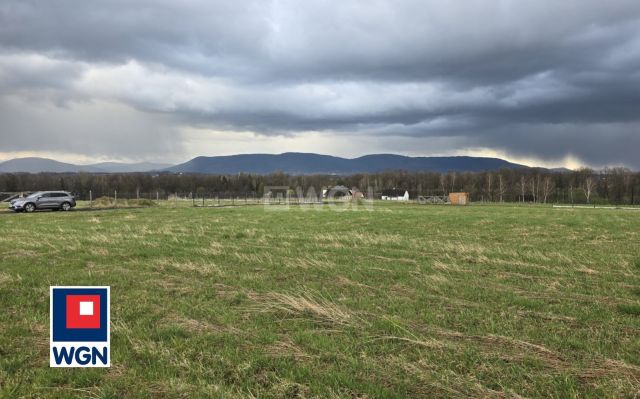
[89,190,92,208]
[114,190,117,208]
[175,192,178,207]
[156,191,159,202]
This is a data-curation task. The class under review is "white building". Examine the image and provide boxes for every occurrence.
[381,189,409,201]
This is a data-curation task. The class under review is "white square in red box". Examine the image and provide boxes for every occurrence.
[66,295,101,329]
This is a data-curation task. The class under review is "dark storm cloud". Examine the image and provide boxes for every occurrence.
[0,0,639,167]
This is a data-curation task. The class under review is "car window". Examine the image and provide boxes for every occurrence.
[39,193,51,198]
[27,192,41,198]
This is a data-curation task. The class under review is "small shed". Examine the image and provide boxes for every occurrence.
[449,192,469,205]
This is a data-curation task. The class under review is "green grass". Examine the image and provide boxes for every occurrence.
[1,203,639,398]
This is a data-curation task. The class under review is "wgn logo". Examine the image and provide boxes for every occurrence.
[50,286,110,367]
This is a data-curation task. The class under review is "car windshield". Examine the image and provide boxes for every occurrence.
[26,192,43,198]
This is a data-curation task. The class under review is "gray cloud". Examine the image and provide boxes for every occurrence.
[0,1,639,167]
[0,96,179,159]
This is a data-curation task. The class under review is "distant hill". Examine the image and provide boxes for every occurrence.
[0,157,102,173]
[0,158,170,173]
[89,162,171,173]
[165,152,528,174]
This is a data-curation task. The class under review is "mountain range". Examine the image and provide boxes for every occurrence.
[0,153,532,174]
[165,153,528,174]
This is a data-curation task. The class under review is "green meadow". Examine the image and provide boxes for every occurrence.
[1,203,639,398]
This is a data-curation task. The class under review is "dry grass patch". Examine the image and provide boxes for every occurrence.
[0,272,21,285]
[164,313,242,335]
[350,232,403,245]
[89,247,110,256]
[234,251,273,264]
[432,258,465,272]
[366,254,418,265]
[391,356,523,398]
[150,276,199,295]
[195,240,226,256]
[369,335,446,350]
[248,291,358,327]
[579,358,640,382]
[514,310,578,324]
[157,258,221,276]
[311,233,348,249]
[30,319,49,353]
[2,249,38,258]
[336,275,375,291]
[425,273,449,284]
[433,328,640,384]
[487,257,553,271]
[268,377,311,399]
[86,232,122,244]
[578,266,599,275]
[283,255,334,269]
[438,242,488,257]
[264,337,317,361]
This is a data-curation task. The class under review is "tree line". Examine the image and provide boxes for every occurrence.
[0,167,638,204]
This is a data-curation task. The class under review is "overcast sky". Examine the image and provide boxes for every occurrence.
[1,1,639,168]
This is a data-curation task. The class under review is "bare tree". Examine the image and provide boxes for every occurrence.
[530,177,537,203]
[621,168,633,205]
[542,176,554,203]
[498,174,507,203]
[569,183,574,204]
[449,172,456,193]
[582,176,596,204]
[440,174,447,196]
[520,176,526,202]
[485,173,493,202]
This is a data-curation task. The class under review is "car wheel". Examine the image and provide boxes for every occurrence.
[24,203,35,213]
[61,202,71,211]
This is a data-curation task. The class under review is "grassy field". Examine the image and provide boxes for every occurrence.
[0,202,639,398]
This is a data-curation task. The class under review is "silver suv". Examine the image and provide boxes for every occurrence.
[10,191,76,212]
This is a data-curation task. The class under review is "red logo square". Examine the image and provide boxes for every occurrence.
[66,295,101,329]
